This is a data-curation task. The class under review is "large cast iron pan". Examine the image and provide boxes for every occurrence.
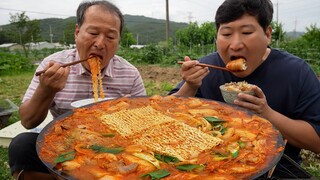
[36,97,285,180]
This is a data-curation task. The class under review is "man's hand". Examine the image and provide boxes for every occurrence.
[234,85,272,117]
[180,56,209,91]
[20,61,70,129]
[39,61,70,93]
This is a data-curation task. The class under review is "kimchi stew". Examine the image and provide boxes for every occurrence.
[37,96,284,180]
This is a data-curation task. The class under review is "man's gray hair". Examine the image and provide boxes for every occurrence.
[76,0,124,35]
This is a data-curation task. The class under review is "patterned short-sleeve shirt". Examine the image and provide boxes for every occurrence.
[23,49,146,118]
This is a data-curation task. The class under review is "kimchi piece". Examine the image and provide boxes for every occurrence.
[226,58,247,72]
[88,56,105,102]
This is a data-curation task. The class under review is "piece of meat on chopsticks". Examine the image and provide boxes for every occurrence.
[226,58,247,72]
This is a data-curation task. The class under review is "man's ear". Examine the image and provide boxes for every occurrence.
[74,24,80,40]
[265,25,272,45]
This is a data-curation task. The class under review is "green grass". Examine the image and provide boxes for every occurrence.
[0,147,12,180]
[0,73,34,180]
[0,72,34,127]
[144,81,174,96]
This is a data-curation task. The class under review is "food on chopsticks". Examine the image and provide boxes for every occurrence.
[38,96,284,180]
[178,58,246,72]
[88,56,104,102]
[226,58,247,72]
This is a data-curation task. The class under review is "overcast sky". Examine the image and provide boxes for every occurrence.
[0,0,319,32]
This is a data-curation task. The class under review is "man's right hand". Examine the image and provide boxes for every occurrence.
[38,61,70,93]
[180,56,209,91]
[20,61,70,129]
[172,56,209,97]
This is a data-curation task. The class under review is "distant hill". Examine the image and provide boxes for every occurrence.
[1,15,188,45]
[286,31,304,39]
[1,15,304,44]
[124,15,188,44]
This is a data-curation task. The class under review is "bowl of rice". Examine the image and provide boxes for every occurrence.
[219,81,255,104]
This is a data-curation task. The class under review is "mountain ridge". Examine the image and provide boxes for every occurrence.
[0,15,189,45]
[0,14,303,45]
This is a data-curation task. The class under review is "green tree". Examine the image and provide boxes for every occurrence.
[176,22,201,47]
[9,12,41,57]
[0,29,12,44]
[271,21,286,48]
[27,20,41,43]
[63,22,76,46]
[279,24,320,75]
[281,24,320,54]
[300,24,320,71]
[198,22,216,45]
[302,24,320,49]
[120,27,136,48]
[175,22,216,47]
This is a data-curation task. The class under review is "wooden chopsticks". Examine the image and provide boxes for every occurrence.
[35,57,93,76]
[177,61,231,72]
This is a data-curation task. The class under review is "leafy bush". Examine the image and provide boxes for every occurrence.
[141,44,163,64]
[117,48,144,64]
[0,52,35,75]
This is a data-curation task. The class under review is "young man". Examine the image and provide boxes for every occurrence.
[170,0,320,177]
[8,1,146,179]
